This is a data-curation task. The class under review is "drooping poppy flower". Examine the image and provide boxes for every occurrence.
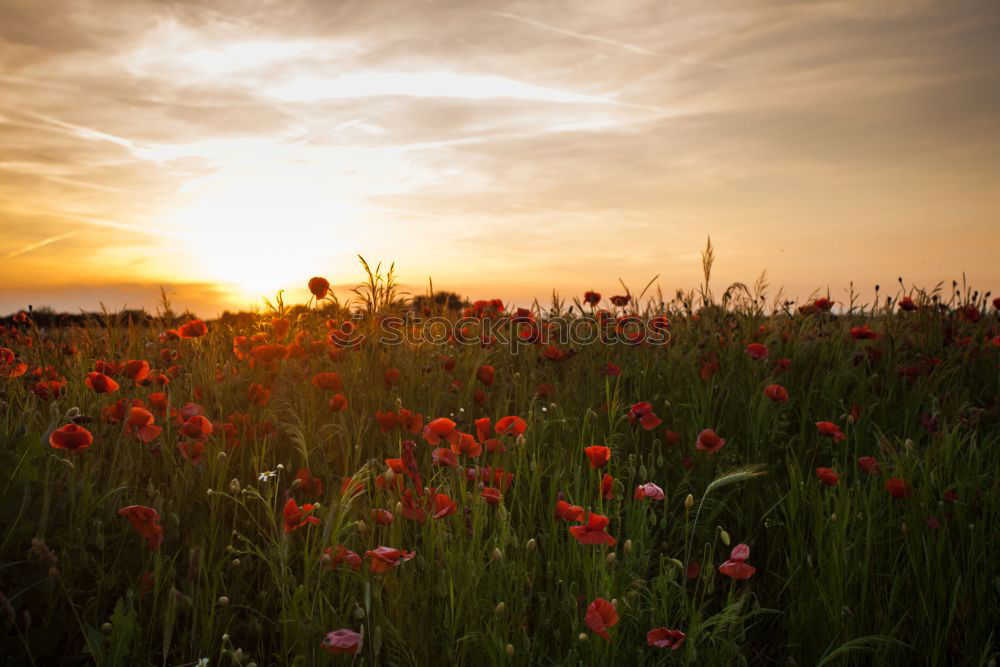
[763,384,789,403]
[85,371,119,394]
[570,512,616,545]
[384,368,400,390]
[555,500,586,522]
[118,505,164,551]
[178,439,205,464]
[610,294,630,308]
[886,477,910,499]
[32,379,66,401]
[179,414,213,439]
[898,296,917,312]
[476,364,495,386]
[296,468,324,498]
[432,493,457,519]
[857,456,881,475]
[816,421,846,443]
[633,482,665,500]
[321,628,362,654]
[365,546,415,574]
[424,417,459,446]
[431,447,458,467]
[850,325,880,340]
[647,628,686,649]
[125,407,162,443]
[283,498,320,533]
[600,473,614,500]
[774,357,791,374]
[584,598,618,640]
[371,508,394,525]
[178,319,208,338]
[328,393,349,412]
[718,543,756,580]
[584,445,611,469]
[815,467,839,487]
[745,343,769,360]
[308,276,330,299]
[695,429,726,454]
[375,411,398,432]
[628,402,662,430]
[495,415,527,437]
[324,545,362,571]
[49,423,93,452]
[602,361,622,377]
[311,372,344,392]
[583,291,601,306]
[481,487,503,506]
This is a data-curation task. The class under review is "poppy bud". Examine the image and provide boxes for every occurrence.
[233,648,243,663]
[231,558,241,568]
[492,547,503,561]
[578,633,588,642]
[684,494,694,510]
[356,520,368,534]
[623,539,632,554]
[385,467,396,483]
[669,558,684,570]
[222,634,230,642]
[526,538,536,551]
[276,464,284,471]
[830,513,838,522]
[901,523,908,535]
[719,529,731,546]
[516,435,526,448]
[229,479,241,494]
[395,502,403,514]
[606,552,616,564]
[495,601,505,615]
[218,596,230,606]
[217,451,226,461]
[506,644,514,657]
[291,478,302,490]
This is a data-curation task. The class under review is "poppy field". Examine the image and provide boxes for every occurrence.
[1,259,999,666]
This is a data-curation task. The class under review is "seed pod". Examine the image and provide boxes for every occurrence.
[684,494,694,510]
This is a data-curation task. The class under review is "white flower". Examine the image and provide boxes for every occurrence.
[257,470,278,482]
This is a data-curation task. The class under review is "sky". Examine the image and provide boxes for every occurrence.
[1,0,999,316]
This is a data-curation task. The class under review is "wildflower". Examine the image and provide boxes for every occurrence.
[898,296,917,312]
[695,429,726,454]
[283,498,320,533]
[763,384,789,403]
[324,545,362,571]
[600,473,614,500]
[570,512,616,546]
[49,424,93,452]
[308,277,330,300]
[311,372,344,392]
[384,368,400,390]
[476,364,495,386]
[857,456,881,475]
[178,440,205,464]
[179,415,213,439]
[495,415,527,437]
[816,421,846,443]
[258,470,278,482]
[296,468,324,498]
[647,627,686,649]
[555,500,586,522]
[452,432,482,458]
[584,598,618,640]
[424,417,459,446]
[481,487,503,506]
[815,467,839,486]
[745,343,769,360]
[718,543,755,580]
[633,482,664,500]
[850,325,880,340]
[85,371,119,394]
[886,477,910,499]
[610,295,630,307]
[371,509,394,525]
[178,319,208,338]
[431,447,458,467]
[125,408,162,443]
[432,493,457,519]
[628,402,662,430]
[118,506,164,551]
[583,291,601,305]
[321,628,362,654]
[365,546,415,574]
[584,445,611,468]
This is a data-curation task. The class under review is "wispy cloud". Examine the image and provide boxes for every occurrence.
[3,230,80,260]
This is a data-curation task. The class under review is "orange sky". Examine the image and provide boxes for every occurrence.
[2,0,999,316]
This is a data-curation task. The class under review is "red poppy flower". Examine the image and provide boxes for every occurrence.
[555,500,586,522]
[886,477,910,499]
[31,379,66,401]
[375,411,398,432]
[898,296,917,312]
[763,384,789,403]
[179,415,213,439]
[815,467,839,486]
[481,487,503,506]
[695,429,726,454]
[85,371,119,394]
[365,546,415,574]
[850,325,880,340]
[125,408,162,443]
[452,432,482,458]
[718,543,755,580]
[424,417,459,446]
[583,291,601,306]
[584,445,611,468]
[283,498,320,533]
[178,319,208,338]
[178,439,205,464]
[495,415,527,437]
[296,468,324,498]
[251,344,288,363]
[0,348,26,378]
[371,508,394,525]
[432,493,457,519]
[633,482,664,500]
[857,456,880,475]
[384,368,400,390]
[745,343,769,360]
[431,447,458,467]
[600,473,614,500]
[49,423,93,452]
[816,421,845,443]
[308,276,330,299]
[321,628,362,654]
[118,505,164,551]
[628,402,662,430]
[601,361,622,377]
[476,364,495,386]
[647,627,685,649]
[311,372,344,392]
[584,598,618,640]
[610,295,630,308]
[324,545,362,571]
[328,393,349,412]
[570,512,616,545]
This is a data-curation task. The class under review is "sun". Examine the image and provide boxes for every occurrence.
[160,164,358,300]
